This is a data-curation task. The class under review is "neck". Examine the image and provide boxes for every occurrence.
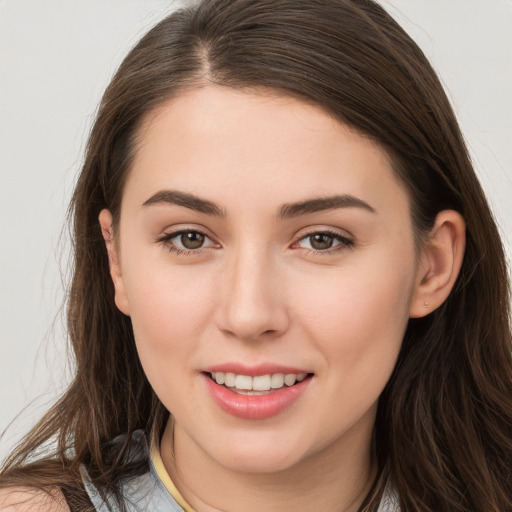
[160,416,377,512]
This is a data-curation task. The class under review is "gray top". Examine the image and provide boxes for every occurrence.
[81,430,184,512]
[81,431,400,511]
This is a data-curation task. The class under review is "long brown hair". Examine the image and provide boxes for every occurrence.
[1,1,511,510]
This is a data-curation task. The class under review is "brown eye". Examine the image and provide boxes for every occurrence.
[309,233,335,250]
[180,231,205,249]
[159,228,217,255]
[295,230,353,253]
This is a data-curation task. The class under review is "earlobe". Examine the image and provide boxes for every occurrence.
[409,210,466,318]
[98,209,130,316]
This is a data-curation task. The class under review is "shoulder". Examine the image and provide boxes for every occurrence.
[0,487,70,512]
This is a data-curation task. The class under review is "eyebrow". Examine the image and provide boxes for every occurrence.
[278,195,376,219]
[142,189,376,218]
[142,190,226,216]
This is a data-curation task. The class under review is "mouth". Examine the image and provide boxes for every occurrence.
[203,369,313,419]
[207,371,312,395]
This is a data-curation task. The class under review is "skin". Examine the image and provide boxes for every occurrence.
[99,85,465,512]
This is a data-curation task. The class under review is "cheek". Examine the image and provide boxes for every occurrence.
[121,260,216,388]
[292,251,414,372]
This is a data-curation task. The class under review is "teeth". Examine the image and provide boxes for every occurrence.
[224,372,236,387]
[235,374,252,390]
[253,375,271,391]
[211,371,309,391]
[270,373,284,389]
[284,374,297,386]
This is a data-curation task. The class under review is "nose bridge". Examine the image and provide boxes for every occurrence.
[217,241,288,340]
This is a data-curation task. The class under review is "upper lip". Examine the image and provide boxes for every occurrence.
[202,363,311,377]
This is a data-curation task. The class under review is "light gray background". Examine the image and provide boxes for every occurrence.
[1,0,511,461]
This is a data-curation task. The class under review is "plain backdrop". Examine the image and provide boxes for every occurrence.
[1,0,511,461]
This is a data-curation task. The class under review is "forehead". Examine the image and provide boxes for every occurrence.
[123,85,409,219]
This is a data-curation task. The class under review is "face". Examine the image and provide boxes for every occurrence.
[105,86,421,475]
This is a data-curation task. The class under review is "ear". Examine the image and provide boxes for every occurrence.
[98,209,130,316]
[409,210,466,318]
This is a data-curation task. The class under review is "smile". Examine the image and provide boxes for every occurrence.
[210,372,308,394]
[203,369,313,420]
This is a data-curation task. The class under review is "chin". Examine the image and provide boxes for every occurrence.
[220,450,302,474]
[204,432,309,474]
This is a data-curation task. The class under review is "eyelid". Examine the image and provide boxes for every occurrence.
[155,225,221,254]
[294,225,354,241]
[156,223,217,240]
[291,227,355,253]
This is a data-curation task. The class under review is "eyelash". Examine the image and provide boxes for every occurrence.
[155,229,217,256]
[294,229,354,255]
[155,228,354,256]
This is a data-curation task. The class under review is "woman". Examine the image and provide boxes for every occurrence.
[1,0,511,511]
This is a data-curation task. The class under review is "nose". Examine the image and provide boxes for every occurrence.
[215,246,290,341]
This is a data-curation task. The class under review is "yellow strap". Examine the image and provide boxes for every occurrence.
[150,434,197,512]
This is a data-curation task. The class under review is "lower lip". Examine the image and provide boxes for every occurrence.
[203,374,311,420]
